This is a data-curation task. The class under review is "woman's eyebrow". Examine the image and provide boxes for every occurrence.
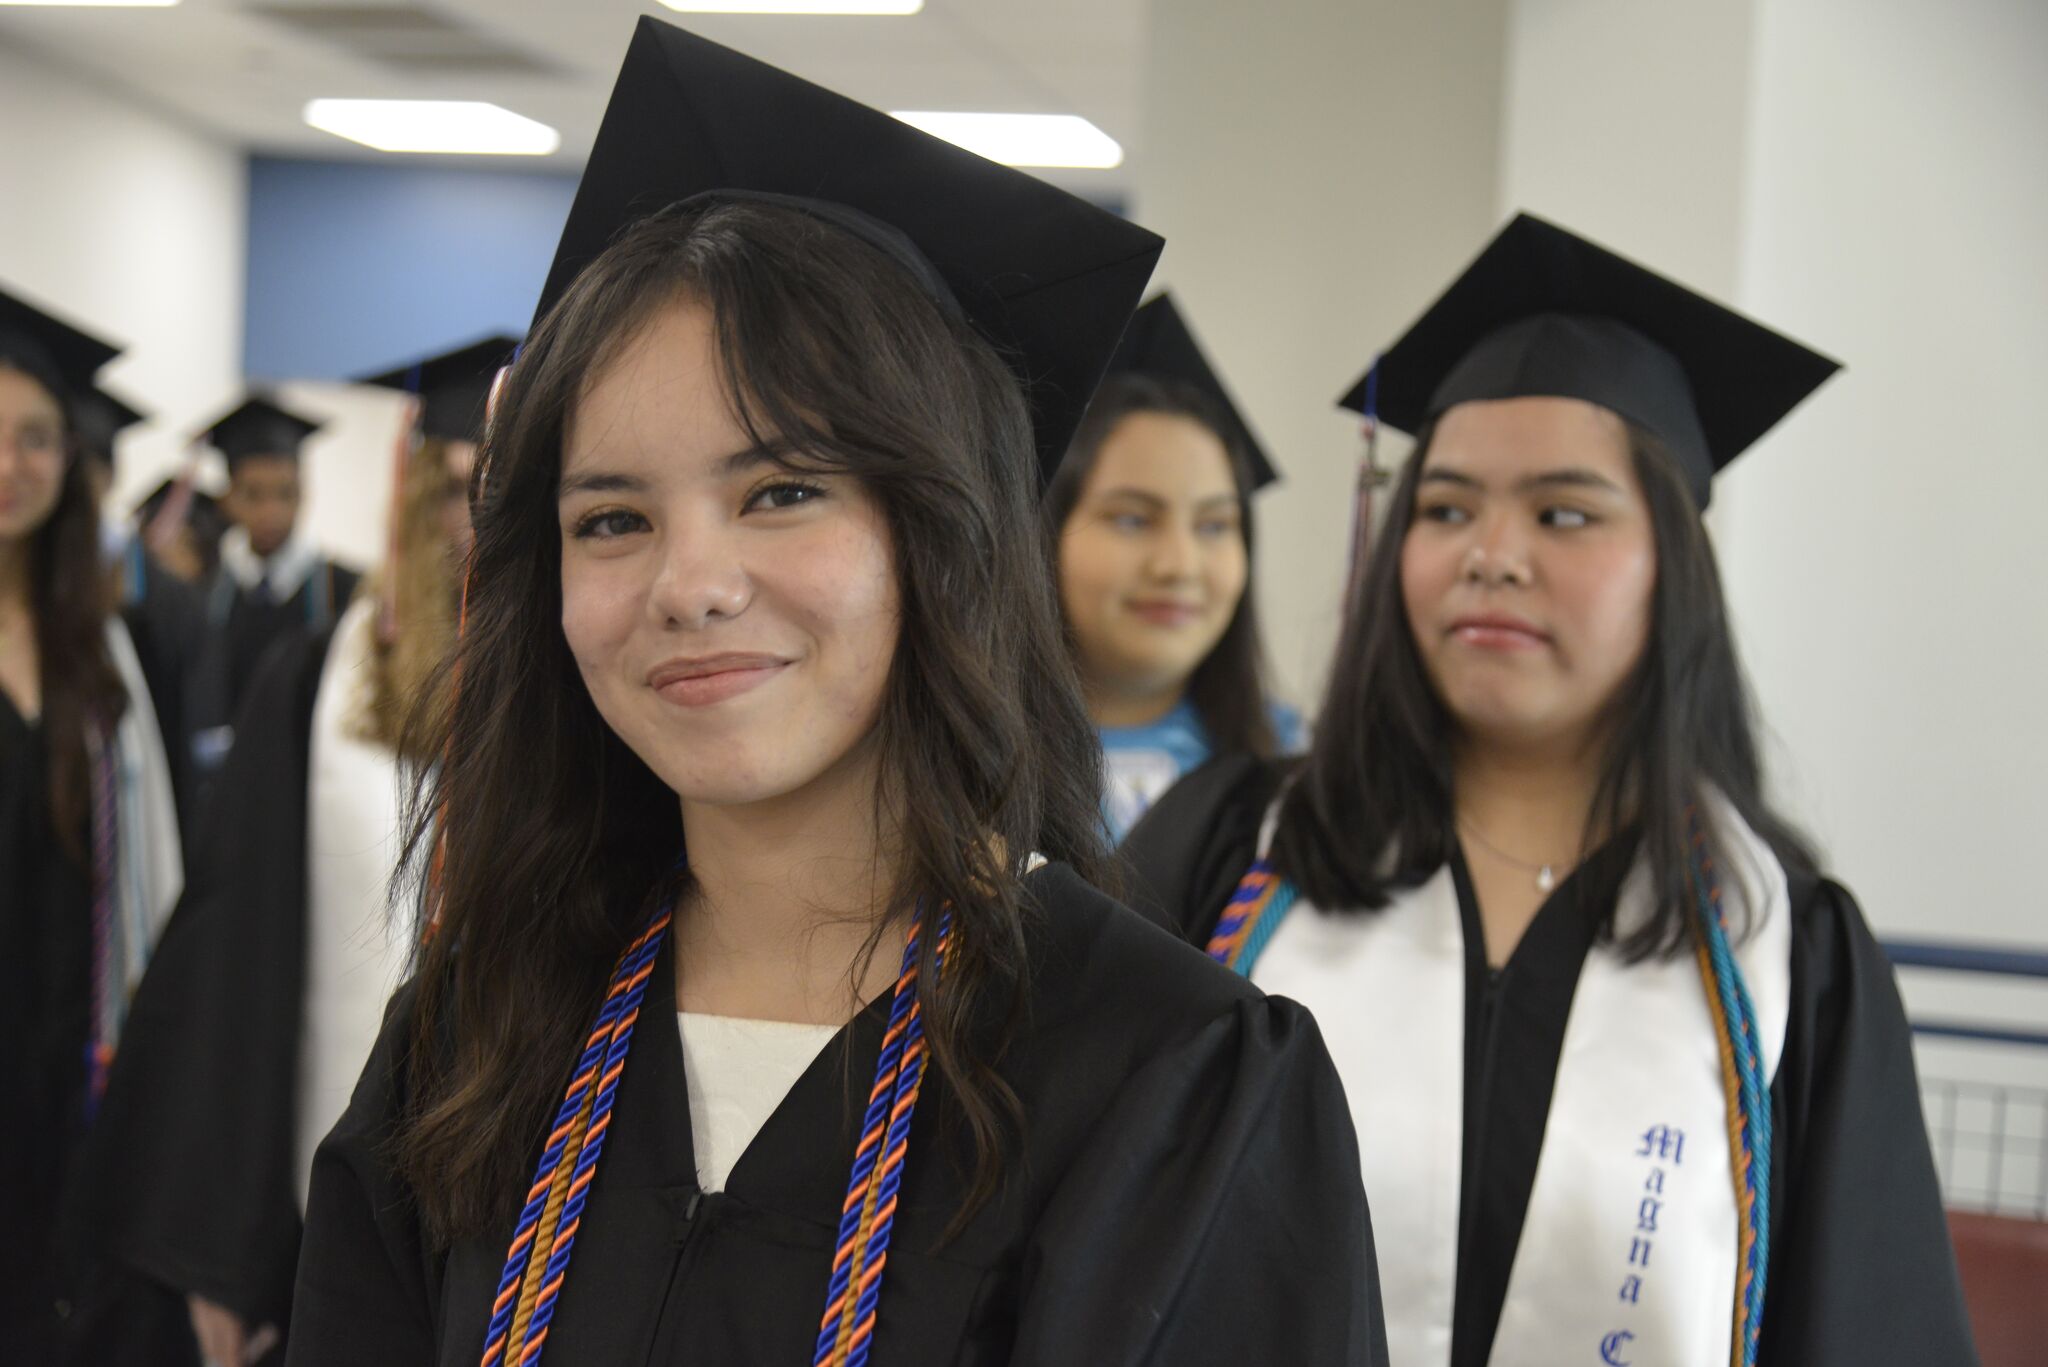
[558,470,647,500]
[1517,468,1626,494]
[560,441,810,500]
[1091,487,1170,510]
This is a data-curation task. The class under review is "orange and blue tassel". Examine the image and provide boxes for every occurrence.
[479,903,671,1367]
[815,908,953,1367]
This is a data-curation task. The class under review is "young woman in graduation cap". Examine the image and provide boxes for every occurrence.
[0,285,183,1355]
[70,337,515,1367]
[1045,294,1302,844]
[1123,214,1976,1367]
[287,19,1383,1367]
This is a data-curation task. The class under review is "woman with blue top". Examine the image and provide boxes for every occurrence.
[1123,215,1976,1367]
[1046,295,1300,843]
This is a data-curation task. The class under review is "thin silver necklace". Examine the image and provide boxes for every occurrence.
[1457,815,1575,893]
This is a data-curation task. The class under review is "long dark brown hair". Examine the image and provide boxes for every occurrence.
[0,349,124,862]
[396,198,1109,1242]
[1271,417,1815,959]
[351,435,461,761]
[1044,372,1280,758]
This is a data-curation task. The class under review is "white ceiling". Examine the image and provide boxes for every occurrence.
[0,0,1148,194]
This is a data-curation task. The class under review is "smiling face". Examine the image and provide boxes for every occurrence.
[1057,409,1248,715]
[0,366,69,544]
[557,294,901,810]
[1400,395,1657,756]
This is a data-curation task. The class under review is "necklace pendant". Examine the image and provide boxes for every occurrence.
[1537,865,1557,893]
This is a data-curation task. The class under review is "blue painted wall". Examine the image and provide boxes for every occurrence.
[243,156,579,381]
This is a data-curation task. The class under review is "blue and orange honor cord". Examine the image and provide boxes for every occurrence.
[479,901,951,1367]
[1206,819,1772,1367]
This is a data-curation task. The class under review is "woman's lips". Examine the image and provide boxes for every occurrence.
[1126,599,1204,627]
[1447,616,1551,652]
[648,654,790,707]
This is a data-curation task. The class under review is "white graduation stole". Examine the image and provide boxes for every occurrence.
[1251,795,1791,1367]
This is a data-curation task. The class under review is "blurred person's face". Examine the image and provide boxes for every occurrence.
[224,454,302,558]
[0,367,68,546]
[1057,411,1247,717]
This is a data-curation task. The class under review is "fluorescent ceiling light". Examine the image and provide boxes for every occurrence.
[303,100,560,156]
[0,1,180,7]
[889,112,1123,169]
[660,1,922,13]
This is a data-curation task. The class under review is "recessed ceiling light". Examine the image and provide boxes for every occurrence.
[303,100,560,156]
[659,1,922,13]
[889,112,1123,170]
[0,0,180,7]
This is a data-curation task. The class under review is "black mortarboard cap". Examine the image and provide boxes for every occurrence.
[538,17,1164,486]
[199,396,322,467]
[0,283,122,407]
[1105,293,1277,490]
[74,387,148,467]
[359,334,522,443]
[1338,213,1840,508]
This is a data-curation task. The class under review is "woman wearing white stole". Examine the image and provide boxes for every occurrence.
[1123,215,1978,1367]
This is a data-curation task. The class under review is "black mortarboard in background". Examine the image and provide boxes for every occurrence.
[1104,293,1277,489]
[359,334,522,444]
[74,387,148,468]
[198,396,323,468]
[1339,213,1841,508]
[538,16,1164,486]
[0,283,122,407]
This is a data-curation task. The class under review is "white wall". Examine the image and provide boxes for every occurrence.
[1722,0,2048,1081]
[1134,0,1511,711]
[0,39,244,515]
[1498,0,1757,298]
[1724,0,2048,946]
[274,380,411,575]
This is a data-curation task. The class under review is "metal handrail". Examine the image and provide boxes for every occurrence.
[1912,1021,2048,1050]
[1882,939,2048,1049]
[1885,940,2048,980]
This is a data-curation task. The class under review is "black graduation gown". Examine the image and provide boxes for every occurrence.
[118,555,209,840]
[187,561,357,779]
[68,625,338,1364]
[288,863,1390,1366]
[1120,755,1979,1367]
[0,692,93,1358]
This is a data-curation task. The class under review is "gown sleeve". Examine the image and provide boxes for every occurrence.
[1008,994,1390,1367]
[1758,876,1980,1366]
[285,983,440,1367]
